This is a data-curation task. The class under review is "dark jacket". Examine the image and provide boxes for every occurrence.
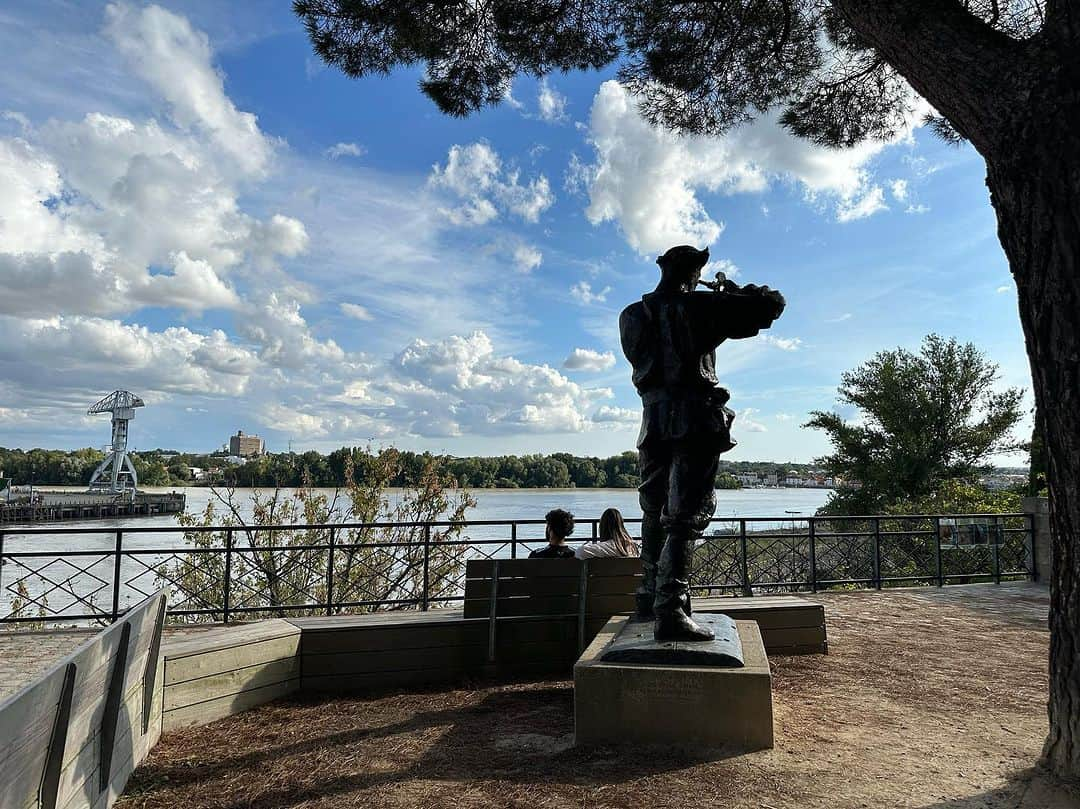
[529,544,576,559]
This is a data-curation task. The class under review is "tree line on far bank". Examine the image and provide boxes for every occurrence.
[0,446,770,490]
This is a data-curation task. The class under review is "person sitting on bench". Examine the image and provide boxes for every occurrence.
[529,508,577,558]
[576,507,640,559]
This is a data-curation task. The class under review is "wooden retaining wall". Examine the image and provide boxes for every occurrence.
[160,620,300,732]
[0,591,167,809]
[159,595,826,726]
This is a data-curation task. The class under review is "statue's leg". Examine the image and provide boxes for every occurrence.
[636,441,668,619]
[653,445,719,643]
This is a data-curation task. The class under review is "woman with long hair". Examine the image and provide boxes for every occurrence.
[576,507,640,559]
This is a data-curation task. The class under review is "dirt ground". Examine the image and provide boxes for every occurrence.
[118,583,1080,809]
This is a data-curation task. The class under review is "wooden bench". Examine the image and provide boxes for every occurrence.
[463,557,828,655]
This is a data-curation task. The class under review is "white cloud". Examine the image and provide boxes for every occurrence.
[906,203,930,214]
[513,243,543,273]
[736,407,768,433]
[775,413,793,422]
[996,285,1011,294]
[389,331,612,436]
[592,405,639,424]
[825,312,853,323]
[570,281,611,305]
[538,78,568,123]
[563,348,616,372]
[428,141,554,226]
[0,315,258,398]
[704,258,740,280]
[579,80,913,254]
[890,179,908,201]
[325,142,365,159]
[0,3,307,321]
[340,302,374,321]
[761,335,803,351]
[103,2,274,177]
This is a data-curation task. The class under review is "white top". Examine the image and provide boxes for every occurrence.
[575,539,641,559]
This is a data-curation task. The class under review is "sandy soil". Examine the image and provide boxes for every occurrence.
[117,584,1080,809]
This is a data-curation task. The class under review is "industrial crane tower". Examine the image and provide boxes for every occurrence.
[87,390,144,497]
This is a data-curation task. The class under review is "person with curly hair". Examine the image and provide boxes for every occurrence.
[529,508,576,559]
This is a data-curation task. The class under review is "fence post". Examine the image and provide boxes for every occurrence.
[992,515,1001,585]
[933,517,944,587]
[739,519,752,597]
[111,530,124,623]
[872,518,882,590]
[511,522,517,559]
[223,528,233,624]
[38,662,76,809]
[99,622,131,792]
[808,518,817,593]
[422,524,431,611]
[326,527,336,617]
[1028,512,1038,581]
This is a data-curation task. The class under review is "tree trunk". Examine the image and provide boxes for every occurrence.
[985,131,1080,779]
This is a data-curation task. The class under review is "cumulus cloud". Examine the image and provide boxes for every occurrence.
[104,2,274,176]
[428,141,553,226]
[592,405,639,425]
[736,407,768,433]
[578,81,914,253]
[570,281,611,305]
[837,186,887,222]
[513,243,543,273]
[0,3,307,320]
[563,348,616,372]
[340,302,374,320]
[389,331,612,435]
[761,335,803,351]
[325,142,365,159]
[537,78,568,123]
[890,179,908,201]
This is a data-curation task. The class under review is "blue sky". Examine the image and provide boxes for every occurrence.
[0,1,1030,464]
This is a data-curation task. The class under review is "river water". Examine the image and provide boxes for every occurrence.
[1,486,833,552]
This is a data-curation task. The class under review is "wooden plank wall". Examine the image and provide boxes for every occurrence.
[0,590,167,809]
[160,619,301,732]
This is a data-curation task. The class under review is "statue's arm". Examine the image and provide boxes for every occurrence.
[697,286,786,345]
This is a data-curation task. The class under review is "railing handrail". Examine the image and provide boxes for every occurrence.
[0,510,1038,625]
[0,511,1031,535]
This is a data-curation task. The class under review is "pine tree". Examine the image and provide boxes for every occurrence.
[294,0,1080,777]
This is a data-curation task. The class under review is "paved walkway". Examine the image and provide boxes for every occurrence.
[0,624,217,701]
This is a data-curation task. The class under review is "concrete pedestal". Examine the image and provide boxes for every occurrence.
[574,616,773,751]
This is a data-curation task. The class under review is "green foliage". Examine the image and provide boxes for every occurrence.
[808,335,1024,515]
[293,2,1043,148]
[156,448,476,622]
[885,478,1023,516]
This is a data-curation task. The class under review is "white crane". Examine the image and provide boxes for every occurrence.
[87,390,144,497]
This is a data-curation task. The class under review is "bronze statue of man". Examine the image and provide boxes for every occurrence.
[620,245,786,642]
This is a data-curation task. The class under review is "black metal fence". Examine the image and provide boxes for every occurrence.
[0,512,1035,626]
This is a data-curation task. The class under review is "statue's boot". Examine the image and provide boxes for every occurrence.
[654,527,714,642]
[635,512,663,619]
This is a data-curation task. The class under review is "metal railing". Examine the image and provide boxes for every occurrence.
[0,512,1035,625]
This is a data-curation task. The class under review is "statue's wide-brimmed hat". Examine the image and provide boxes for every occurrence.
[656,245,710,271]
